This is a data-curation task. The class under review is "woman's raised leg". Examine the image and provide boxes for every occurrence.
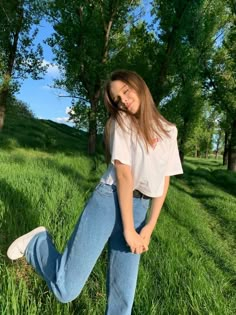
[25,183,117,303]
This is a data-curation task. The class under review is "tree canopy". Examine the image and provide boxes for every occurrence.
[0,0,47,130]
[0,0,235,170]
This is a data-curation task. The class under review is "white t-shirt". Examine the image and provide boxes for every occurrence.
[100,115,183,198]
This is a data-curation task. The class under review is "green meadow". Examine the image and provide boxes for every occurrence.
[0,113,236,315]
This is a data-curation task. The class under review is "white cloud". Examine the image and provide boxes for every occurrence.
[53,117,75,127]
[41,85,51,90]
[54,117,69,123]
[42,59,60,78]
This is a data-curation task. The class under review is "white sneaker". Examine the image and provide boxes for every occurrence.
[7,226,46,260]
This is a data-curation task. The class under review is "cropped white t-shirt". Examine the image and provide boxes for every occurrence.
[100,115,183,198]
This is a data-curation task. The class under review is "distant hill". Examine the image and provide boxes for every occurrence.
[0,102,89,153]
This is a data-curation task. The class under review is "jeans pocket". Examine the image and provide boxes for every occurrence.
[95,183,116,197]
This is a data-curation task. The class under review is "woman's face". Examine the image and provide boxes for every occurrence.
[110,80,141,114]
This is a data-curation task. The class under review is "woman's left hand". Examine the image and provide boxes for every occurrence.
[139,224,153,251]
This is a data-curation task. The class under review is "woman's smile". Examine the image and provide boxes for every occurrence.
[110,80,140,114]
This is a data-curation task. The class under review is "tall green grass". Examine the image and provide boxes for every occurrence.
[0,148,107,315]
[0,115,235,314]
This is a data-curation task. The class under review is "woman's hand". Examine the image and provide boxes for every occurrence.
[124,228,148,254]
[139,224,153,250]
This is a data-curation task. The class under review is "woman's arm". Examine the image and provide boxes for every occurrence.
[140,176,170,249]
[115,160,148,254]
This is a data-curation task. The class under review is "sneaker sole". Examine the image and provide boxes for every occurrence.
[7,226,46,260]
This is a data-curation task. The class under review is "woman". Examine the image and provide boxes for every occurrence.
[7,70,183,314]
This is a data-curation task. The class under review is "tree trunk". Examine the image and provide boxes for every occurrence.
[88,125,96,155]
[179,150,184,165]
[205,143,209,159]
[0,6,23,131]
[223,131,229,166]
[179,136,185,164]
[197,148,200,158]
[88,111,97,155]
[0,89,9,131]
[0,106,6,131]
[88,97,99,155]
[228,119,236,171]
[215,131,221,159]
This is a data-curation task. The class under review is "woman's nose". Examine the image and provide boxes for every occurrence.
[120,95,128,105]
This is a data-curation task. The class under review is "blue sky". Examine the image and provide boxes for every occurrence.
[17,20,74,125]
[16,2,152,126]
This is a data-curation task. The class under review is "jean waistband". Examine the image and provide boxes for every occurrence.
[98,183,150,199]
[133,190,150,199]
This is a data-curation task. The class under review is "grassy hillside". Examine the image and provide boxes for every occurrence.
[0,112,236,315]
[0,109,88,153]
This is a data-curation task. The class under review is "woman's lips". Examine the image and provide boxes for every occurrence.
[127,102,133,109]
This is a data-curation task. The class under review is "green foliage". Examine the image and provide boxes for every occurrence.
[6,96,34,118]
[149,0,229,159]
[43,0,141,152]
[2,0,235,163]
[0,0,47,86]
[67,100,90,131]
[184,103,222,157]
[46,0,139,101]
[202,1,236,169]
[0,0,48,132]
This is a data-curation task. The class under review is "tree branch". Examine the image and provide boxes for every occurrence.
[58,94,88,103]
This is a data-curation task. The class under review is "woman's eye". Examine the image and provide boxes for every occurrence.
[124,89,129,94]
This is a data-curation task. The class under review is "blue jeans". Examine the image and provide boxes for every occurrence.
[25,183,150,315]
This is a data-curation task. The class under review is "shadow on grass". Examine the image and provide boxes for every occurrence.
[169,169,236,280]
[183,163,236,198]
[0,179,40,259]
[181,165,236,236]
[171,172,236,243]
[185,157,223,169]
[34,157,102,199]
[164,198,236,280]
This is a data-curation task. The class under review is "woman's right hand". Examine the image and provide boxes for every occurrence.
[124,228,148,254]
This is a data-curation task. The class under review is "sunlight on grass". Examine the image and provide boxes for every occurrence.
[0,145,235,314]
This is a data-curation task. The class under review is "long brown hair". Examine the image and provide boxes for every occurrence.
[104,69,172,162]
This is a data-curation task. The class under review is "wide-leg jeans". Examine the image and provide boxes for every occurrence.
[25,183,150,315]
